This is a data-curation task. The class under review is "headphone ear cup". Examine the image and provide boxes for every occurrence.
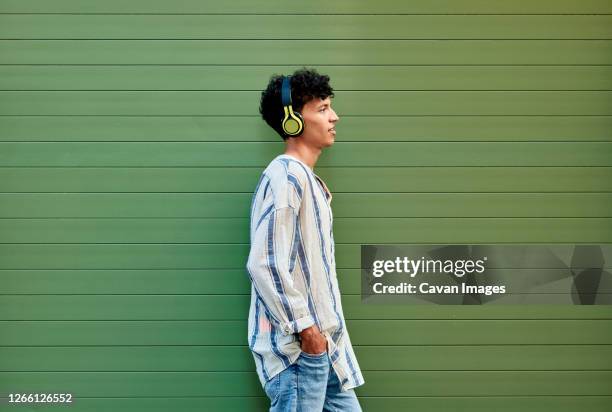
[279,75,304,137]
[282,108,304,136]
[292,110,304,135]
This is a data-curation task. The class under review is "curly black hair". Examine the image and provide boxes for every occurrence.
[259,67,335,140]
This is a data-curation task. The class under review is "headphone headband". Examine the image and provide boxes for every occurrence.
[281,76,292,107]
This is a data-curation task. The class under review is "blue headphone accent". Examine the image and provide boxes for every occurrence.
[281,76,292,107]
[280,76,304,137]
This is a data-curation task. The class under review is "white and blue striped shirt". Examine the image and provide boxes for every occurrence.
[246,153,365,392]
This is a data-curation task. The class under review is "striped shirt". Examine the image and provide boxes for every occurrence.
[246,153,365,392]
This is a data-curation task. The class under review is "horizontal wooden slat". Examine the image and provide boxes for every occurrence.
[1,40,611,65]
[3,243,612,269]
[0,194,249,218]
[0,397,271,412]
[2,320,245,346]
[1,0,611,14]
[0,244,253,269]
[2,91,611,116]
[3,269,612,295]
[0,269,257,294]
[1,167,610,193]
[1,142,611,166]
[335,218,612,243]
[1,193,610,218]
[0,217,610,243]
[370,397,612,412]
[357,397,612,412]
[2,66,612,92]
[347,320,612,345]
[2,371,612,396]
[364,371,612,396]
[0,218,252,243]
[1,15,611,39]
[2,345,611,371]
[1,320,611,345]
[1,116,611,143]
[0,397,608,412]
[0,295,255,320]
[2,295,612,321]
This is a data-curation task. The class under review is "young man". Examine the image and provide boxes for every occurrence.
[246,68,364,411]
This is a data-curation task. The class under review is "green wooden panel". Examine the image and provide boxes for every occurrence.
[0,320,247,346]
[1,142,611,166]
[3,243,612,269]
[0,217,610,243]
[306,167,612,193]
[0,398,271,412]
[0,1,609,410]
[0,244,252,269]
[1,15,611,39]
[1,115,612,142]
[1,40,611,65]
[3,269,612,295]
[0,194,252,218]
[2,91,611,116]
[2,345,611,371]
[1,167,610,193]
[347,320,612,345]
[358,397,612,412]
[1,193,610,218]
[0,0,612,14]
[0,295,255,320]
[1,397,610,412]
[315,193,612,217]
[342,296,612,318]
[0,218,250,243]
[2,295,612,321]
[0,269,256,294]
[359,371,612,396]
[357,345,612,370]
[0,370,611,396]
[0,371,267,397]
[0,346,255,372]
[335,218,612,243]
[1,320,611,345]
[3,66,612,92]
[1,0,611,14]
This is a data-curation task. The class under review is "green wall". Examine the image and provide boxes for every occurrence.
[1,1,611,410]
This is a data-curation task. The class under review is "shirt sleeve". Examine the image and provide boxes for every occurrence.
[246,205,315,336]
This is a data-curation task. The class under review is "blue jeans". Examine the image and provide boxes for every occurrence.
[263,351,362,412]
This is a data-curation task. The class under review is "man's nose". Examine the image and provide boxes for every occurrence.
[330,109,339,122]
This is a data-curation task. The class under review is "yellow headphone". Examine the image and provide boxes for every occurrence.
[281,76,304,137]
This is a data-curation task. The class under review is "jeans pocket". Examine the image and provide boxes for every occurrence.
[263,374,280,402]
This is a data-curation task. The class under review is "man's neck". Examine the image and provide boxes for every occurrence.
[284,142,321,170]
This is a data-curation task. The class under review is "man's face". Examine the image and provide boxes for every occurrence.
[298,96,339,149]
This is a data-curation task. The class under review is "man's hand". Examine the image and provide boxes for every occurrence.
[299,325,328,354]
